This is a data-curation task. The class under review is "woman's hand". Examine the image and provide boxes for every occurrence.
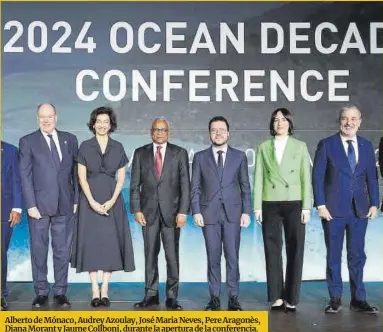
[90,200,108,215]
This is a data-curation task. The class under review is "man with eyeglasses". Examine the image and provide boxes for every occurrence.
[130,117,190,310]
[191,116,252,311]
[312,105,379,314]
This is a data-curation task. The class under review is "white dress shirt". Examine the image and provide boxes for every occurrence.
[41,130,62,161]
[212,144,228,165]
[274,135,289,165]
[153,142,167,165]
[340,134,358,163]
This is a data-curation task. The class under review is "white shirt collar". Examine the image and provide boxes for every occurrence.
[274,135,289,144]
[153,142,167,150]
[41,129,58,138]
[340,133,357,144]
[212,144,228,154]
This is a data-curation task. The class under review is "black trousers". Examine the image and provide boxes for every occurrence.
[262,201,305,305]
[142,206,180,299]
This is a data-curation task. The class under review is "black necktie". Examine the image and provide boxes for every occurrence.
[48,134,61,169]
[347,140,356,173]
[217,150,224,180]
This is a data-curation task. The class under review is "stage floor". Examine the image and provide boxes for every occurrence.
[3,281,383,332]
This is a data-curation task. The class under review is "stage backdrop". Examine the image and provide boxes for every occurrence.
[2,1,382,282]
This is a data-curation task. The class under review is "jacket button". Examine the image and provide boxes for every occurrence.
[291,170,294,173]
[272,185,275,189]
[285,185,289,188]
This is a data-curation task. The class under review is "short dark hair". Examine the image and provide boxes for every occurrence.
[269,108,294,136]
[208,116,230,132]
[87,106,117,134]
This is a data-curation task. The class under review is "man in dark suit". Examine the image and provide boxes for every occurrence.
[379,136,383,211]
[130,117,190,310]
[313,105,379,314]
[19,103,79,308]
[191,116,252,311]
[1,141,22,310]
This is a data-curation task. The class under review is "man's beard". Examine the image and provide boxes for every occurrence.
[212,139,228,147]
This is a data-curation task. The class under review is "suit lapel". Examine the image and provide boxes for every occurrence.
[57,131,67,167]
[355,136,364,174]
[38,130,54,165]
[335,133,353,175]
[158,143,174,183]
[208,147,221,180]
[221,146,233,182]
[146,144,158,182]
[268,139,280,173]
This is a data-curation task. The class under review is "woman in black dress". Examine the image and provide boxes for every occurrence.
[71,106,135,307]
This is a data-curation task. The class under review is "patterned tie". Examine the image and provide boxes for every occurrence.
[155,145,163,179]
[217,150,224,180]
[347,140,356,173]
[48,134,61,169]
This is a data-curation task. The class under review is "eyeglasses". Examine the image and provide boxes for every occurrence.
[210,129,228,134]
[152,128,169,134]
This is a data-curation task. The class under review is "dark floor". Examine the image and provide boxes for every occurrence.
[3,281,383,332]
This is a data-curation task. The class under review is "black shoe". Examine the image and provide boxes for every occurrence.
[54,295,71,307]
[1,298,8,311]
[91,297,101,307]
[32,295,49,308]
[325,297,342,314]
[284,305,297,313]
[270,302,285,311]
[228,296,243,311]
[350,300,379,314]
[134,295,160,308]
[100,297,110,307]
[205,296,220,310]
[166,298,183,310]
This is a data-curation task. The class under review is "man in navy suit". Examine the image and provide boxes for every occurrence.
[19,104,79,308]
[313,105,379,314]
[1,141,22,310]
[191,116,252,311]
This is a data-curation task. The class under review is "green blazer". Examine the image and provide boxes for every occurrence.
[253,136,312,210]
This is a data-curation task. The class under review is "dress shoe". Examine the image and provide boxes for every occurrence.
[100,297,111,307]
[91,297,101,307]
[205,296,220,310]
[350,300,379,314]
[1,297,8,311]
[134,295,160,308]
[270,303,285,311]
[165,298,183,310]
[228,296,243,311]
[54,295,71,307]
[325,297,342,314]
[32,295,49,308]
[284,304,297,313]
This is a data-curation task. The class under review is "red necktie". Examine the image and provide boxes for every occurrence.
[155,145,163,179]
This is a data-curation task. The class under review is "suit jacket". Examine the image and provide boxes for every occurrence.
[130,142,191,227]
[253,136,312,210]
[1,141,23,222]
[19,130,79,216]
[312,133,379,219]
[379,137,383,178]
[191,146,252,224]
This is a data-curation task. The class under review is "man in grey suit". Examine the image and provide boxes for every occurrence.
[130,117,190,310]
[19,104,79,308]
[191,116,252,311]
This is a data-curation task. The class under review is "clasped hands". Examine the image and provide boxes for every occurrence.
[90,199,115,216]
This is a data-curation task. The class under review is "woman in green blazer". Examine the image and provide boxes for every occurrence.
[253,108,312,312]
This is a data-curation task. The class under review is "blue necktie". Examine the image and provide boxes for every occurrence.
[217,150,224,180]
[347,140,356,173]
[48,134,61,169]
